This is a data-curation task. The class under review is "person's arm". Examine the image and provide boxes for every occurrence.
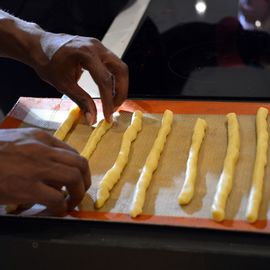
[0,10,128,124]
[0,10,129,214]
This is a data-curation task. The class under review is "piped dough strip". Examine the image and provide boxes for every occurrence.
[178,118,207,205]
[6,104,81,214]
[95,111,143,208]
[246,107,269,223]
[54,105,81,140]
[129,110,173,218]
[80,119,113,159]
[211,113,240,222]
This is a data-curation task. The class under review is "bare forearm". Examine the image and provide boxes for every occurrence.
[0,10,47,68]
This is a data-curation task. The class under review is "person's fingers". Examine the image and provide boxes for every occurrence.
[52,139,78,153]
[103,55,129,108]
[13,133,84,197]
[10,203,35,214]
[112,68,128,108]
[64,83,97,125]
[96,44,129,108]
[35,182,68,215]
[47,147,91,190]
[42,162,86,210]
[81,53,114,122]
[47,134,78,153]
[29,128,78,153]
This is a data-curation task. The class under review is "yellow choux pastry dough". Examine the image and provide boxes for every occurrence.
[54,106,80,140]
[211,113,240,222]
[130,110,173,218]
[80,119,113,159]
[178,118,207,205]
[95,111,143,208]
[246,107,269,223]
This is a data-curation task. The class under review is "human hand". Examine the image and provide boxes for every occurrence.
[0,10,128,121]
[0,128,90,215]
[36,34,129,124]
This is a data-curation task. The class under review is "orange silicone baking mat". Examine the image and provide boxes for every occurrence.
[1,97,270,234]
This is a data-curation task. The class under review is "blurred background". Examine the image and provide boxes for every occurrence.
[1,0,270,118]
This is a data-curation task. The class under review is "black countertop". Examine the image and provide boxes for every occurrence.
[1,216,270,269]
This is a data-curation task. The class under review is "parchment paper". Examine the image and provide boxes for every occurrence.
[63,111,270,221]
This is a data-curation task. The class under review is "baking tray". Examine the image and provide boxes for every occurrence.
[1,97,270,234]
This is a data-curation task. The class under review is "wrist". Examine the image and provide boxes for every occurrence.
[40,32,75,60]
[24,24,49,69]
[32,31,76,74]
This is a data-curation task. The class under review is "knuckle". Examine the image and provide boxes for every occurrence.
[80,45,94,56]
[23,141,46,153]
[80,38,101,55]
[54,194,65,205]
[101,72,113,86]
[50,200,67,215]
[31,128,50,140]
[29,127,42,136]
[79,156,89,171]
[50,192,65,206]
[35,165,51,179]
[68,168,82,184]
[121,62,129,75]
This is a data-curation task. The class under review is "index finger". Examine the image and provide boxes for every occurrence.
[103,53,129,108]
[81,53,114,122]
